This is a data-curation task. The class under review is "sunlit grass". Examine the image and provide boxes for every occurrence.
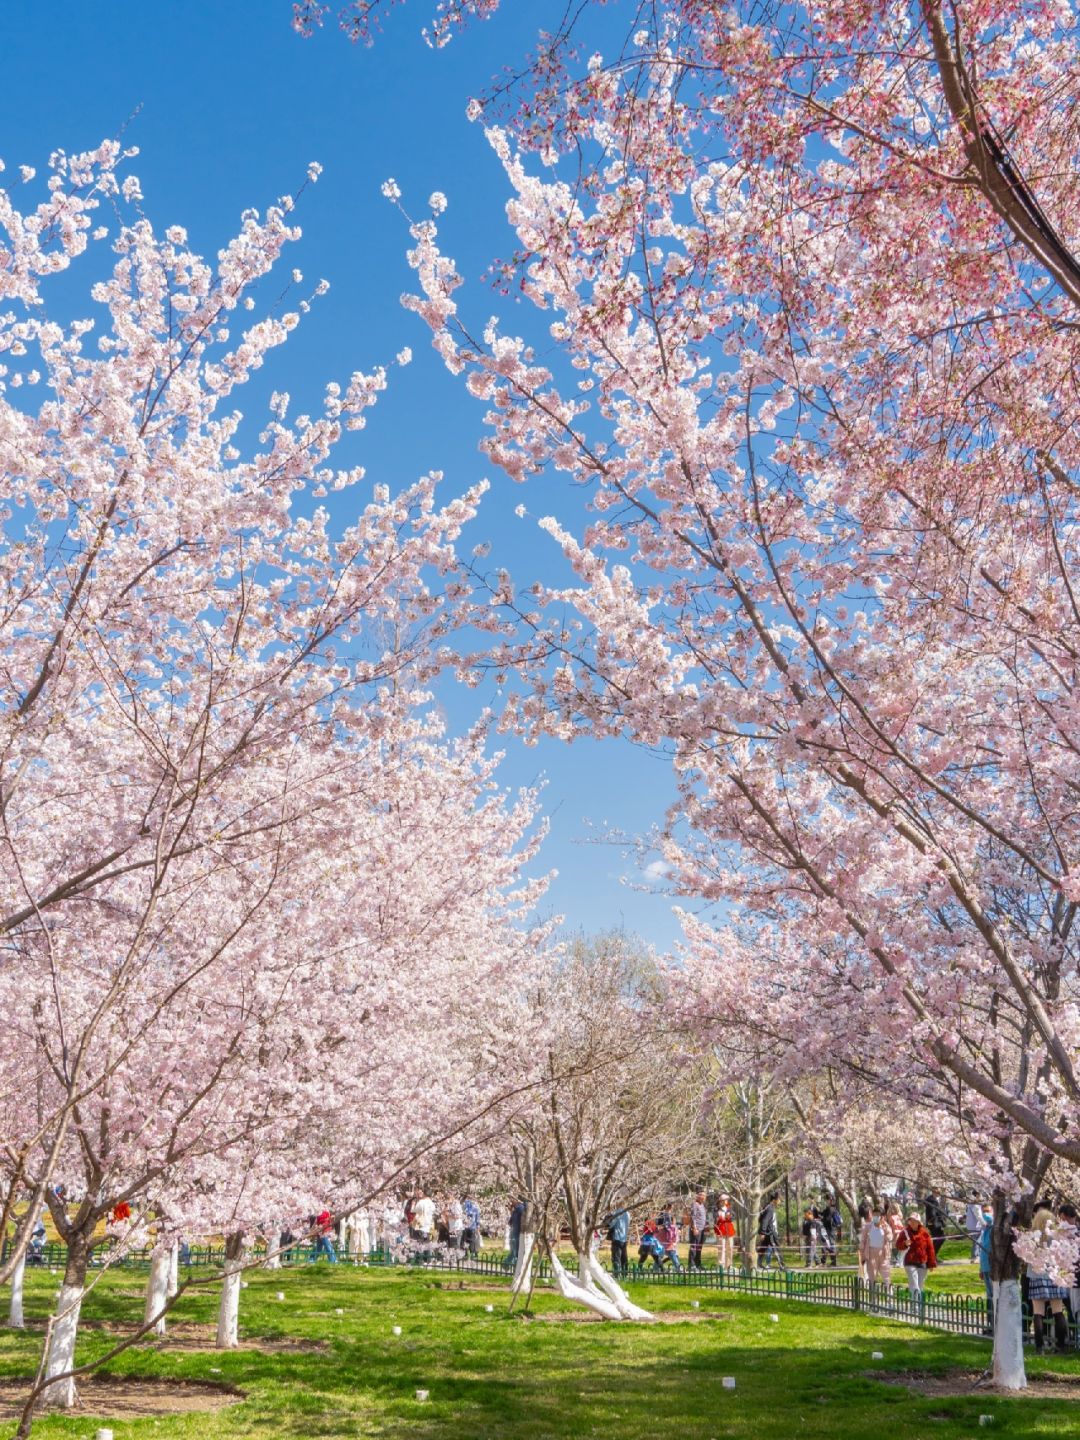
[1,1260,1077,1438]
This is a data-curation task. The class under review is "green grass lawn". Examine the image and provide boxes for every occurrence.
[923,1261,985,1296]
[2,1261,1078,1439]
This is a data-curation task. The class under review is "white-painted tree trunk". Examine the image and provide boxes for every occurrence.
[991,1280,1027,1390]
[216,1268,242,1349]
[216,1234,246,1349]
[511,1232,535,1296]
[41,1283,85,1408]
[580,1249,654,1321]
[167,1240,179,1296]
[548,1250,624,1320]
[144,1250,170,1336]
[8,1250,26,1327]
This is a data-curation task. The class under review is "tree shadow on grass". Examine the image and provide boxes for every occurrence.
[277,1320,1080,1440]
[10,1269,1080,1440]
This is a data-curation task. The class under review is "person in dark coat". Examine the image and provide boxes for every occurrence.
[923,1190,947,1257]
[508,1199,525,1271]
[757,1193,784,1269]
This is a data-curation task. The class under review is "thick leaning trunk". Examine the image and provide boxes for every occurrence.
[510,1232,535,1296]
[579,1249,653,1321]
[8,1250,26,1328]
[216,1232,246,1350]
[41,1232,91,1408]
[548,1250,623,1320]
[144,1249,171,1336]
[548,1249,653,1322]
[167,1240,179,1296]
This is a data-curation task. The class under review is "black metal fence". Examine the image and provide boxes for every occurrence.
[7,1237,1069,1345]
[358,1250,995,1338]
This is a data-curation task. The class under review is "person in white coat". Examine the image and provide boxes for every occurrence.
[448,1197,464,1249]
[413,1190,436,1242]
[964,1194,984,1262]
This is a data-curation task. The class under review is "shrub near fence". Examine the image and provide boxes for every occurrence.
[8,1237,1071,1346]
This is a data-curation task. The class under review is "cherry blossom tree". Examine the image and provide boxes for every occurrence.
[340,0,1080,1389]
[496,935,698,1321]
[179,721,552,1351]
[0,134,482,1282]
[7,710,551,1410]
[671,910,1064,1388]
[0,133,563,1417]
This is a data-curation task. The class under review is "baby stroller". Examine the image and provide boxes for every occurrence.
[638,1230,666,1271]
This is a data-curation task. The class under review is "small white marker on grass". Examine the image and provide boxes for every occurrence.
[275,1290,285,1301]
[392,1325,402,1336]
[415,1389,429,1402]
[485,1303,494,1312]
[335,1307,344,1315]
[96,1429,114,1440]
[721,1377,736,1390]
[871,1351,884,1361]
[691,1300,700,1310]
[769,1314,779,1323]
[979,1418,995,1428]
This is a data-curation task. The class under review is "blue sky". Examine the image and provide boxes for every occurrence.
[0,0,689,949]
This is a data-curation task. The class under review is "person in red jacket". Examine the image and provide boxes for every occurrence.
[714,1193,736,1271]
[897,1213,937,1295]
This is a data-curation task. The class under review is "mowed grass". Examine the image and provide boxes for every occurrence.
[2,1260,1079,1439]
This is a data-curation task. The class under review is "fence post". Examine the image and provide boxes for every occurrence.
[852,1274,862,1312]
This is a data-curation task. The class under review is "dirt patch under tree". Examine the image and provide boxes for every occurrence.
[0,1374,244,1421]
[869,1368,1080,1401]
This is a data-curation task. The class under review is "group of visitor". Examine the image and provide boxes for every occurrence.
[636,1208,684,1272]
[276,1209,336,1264]
[401,1187,484,1255]
[271,1188,488,1266]
[856,1199,939,1293]
[758,1193,843,1268]
[272,1181,1080,1358]
[604,1193,736,1274]
[798,1199,843,1267]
